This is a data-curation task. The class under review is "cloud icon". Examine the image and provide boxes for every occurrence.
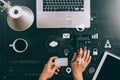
[49,41,58,48]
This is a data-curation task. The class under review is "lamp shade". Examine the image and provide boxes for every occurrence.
[7,6,34,31]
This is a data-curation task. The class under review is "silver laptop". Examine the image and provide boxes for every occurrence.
[92,51,120,80]
[37,0,91,28]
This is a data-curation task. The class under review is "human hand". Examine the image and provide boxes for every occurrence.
[39,56,60,80]
[71,48,91,79]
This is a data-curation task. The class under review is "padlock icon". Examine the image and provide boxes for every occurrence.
[93,48,98,56]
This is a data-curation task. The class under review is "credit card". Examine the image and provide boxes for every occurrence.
[55,58,68,66]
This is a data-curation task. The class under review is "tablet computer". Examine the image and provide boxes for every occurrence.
[92,51,120,80]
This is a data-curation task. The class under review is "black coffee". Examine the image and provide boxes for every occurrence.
[15,40,26,51]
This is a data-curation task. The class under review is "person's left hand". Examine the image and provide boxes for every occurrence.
[71,48,91,77]
[39,56,60,80]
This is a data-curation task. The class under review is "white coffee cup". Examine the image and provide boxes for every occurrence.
[9,38,28,53]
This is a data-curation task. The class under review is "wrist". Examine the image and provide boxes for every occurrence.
[73,72,83,80]
[73,72,83,76]
[39,73,48,80]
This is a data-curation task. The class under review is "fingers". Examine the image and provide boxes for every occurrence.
[52,66,57,72]
[52,66,61,75]
[85,50,90,62]
[76,48,91,65]
[54,72,58,75]
[47,56,58,65]
[82,49,87,60]
[71,52,77,62]
[57,68,60,72]
[54,68,60,75]
[77,48,83,58]
[87,56,92,64]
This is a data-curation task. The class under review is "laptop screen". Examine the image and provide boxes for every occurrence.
[95,53,120,80]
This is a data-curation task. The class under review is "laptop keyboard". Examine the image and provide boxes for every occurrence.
[43,0,84,12]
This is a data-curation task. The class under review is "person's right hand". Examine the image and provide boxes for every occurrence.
[39,56,60,80]
[71,48,91,80]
